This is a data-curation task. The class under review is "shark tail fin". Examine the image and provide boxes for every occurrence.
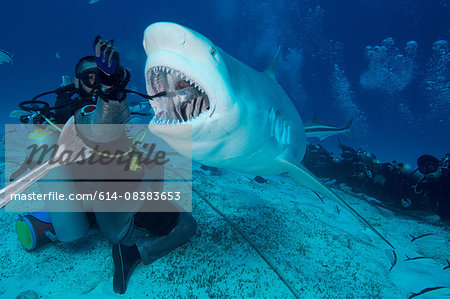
[344,119,353,138]
[305,114,318,125]
[345,119,353,129]
[264,46,281,80]
[277,158,395,250]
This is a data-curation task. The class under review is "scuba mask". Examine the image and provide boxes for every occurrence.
[417,154,441,175]
[418,163,439,175]
[76,67,100,89]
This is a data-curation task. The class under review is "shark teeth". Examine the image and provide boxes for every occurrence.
[147,66,207,94]
[146,66,210,126]
[149,109,209,125]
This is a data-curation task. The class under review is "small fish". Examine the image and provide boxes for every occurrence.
[245,175,268,184]
[304,115,352,141]
[200,165,221,176]
[61,75,72,87]
[312,191,325,203]
[334,205,341,215]
[388,250,397,272]
[0,49,13,65]
[404,255,432,262]
[56,51,61,59]
[253,176,268,183]
[409,233,434,242]
[444,259,450,270]
[408,286,447,299]
[9,109,29,119]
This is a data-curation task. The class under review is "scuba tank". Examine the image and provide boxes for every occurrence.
[397,162,423,182]
[16,211,56,251]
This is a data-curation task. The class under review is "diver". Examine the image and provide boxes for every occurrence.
[301,143,449,220]
[52,55,102,124]
[14,36,197,294]
[302,144,339,179]
[414,154,450,221]
[442,153,450,168]
[8,59,102,181]
[371,160,427,211]
[336,143,428,212]
[334,142,377,193]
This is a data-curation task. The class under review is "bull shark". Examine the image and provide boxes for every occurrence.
[304,115,352,141]
[0,49,13,65]
[143,22,394,249]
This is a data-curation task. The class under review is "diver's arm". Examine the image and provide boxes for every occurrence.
[80,66,131,141]
[74,97,129,143]
[75,52,131,141]
[54,92,74,124]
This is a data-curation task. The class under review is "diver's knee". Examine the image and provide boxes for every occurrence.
[101,225,131,244]
[49,212,90,242]
[96,212,135,244]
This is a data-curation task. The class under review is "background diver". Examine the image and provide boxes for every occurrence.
[303,143,449,221]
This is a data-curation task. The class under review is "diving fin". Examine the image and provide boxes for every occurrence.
[112,244,142,294]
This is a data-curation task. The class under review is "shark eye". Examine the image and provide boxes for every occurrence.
[210,48,217,56]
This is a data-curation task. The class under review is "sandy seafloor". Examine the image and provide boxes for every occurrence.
[1,162,450,299]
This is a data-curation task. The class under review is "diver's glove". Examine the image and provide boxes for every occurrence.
[100,65,130,102]
[94,35,130,101]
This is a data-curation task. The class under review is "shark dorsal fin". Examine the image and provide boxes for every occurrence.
[264,46,281,80]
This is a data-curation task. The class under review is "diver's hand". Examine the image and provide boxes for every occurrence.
[99,66,131,102]
[94,35,130,101]
[94,35,120,86]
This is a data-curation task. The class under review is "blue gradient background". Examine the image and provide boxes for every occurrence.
[1,0,449,165]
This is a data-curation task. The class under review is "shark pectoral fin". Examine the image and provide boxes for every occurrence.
[277,158,395,250]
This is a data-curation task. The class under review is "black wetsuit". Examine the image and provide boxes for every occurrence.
[54,87,96,124]
[303,144,339,178]
[303,144,434,214]
[416,168,450,220]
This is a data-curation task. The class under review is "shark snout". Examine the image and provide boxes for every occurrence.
[144,22,189,56]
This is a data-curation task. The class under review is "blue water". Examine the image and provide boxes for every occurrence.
[0,0,448,164]
[1,2,450,297]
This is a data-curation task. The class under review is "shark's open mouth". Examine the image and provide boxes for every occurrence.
[147,66,210,124]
